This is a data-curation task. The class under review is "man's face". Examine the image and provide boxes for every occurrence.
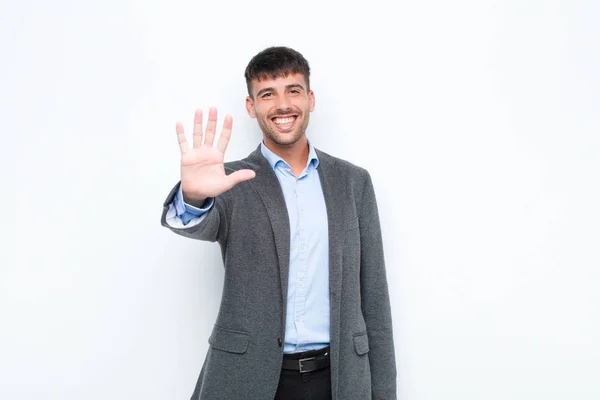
[246,73,315,147]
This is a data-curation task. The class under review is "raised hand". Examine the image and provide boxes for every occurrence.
[176,108,256,206]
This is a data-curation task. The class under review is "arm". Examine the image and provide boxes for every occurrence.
[359,171,397,400]
[160,108,253,243]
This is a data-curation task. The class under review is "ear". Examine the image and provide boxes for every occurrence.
[308,90,315,112]
[246,96,256,118]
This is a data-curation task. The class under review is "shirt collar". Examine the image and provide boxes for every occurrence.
[260,140,320,171]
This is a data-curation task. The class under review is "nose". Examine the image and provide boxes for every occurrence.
[274,94,292,113]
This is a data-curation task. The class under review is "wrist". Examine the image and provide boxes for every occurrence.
[183,192,208,208]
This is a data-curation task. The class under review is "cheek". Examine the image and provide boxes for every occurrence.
[255,104,272,118]
[295,99,311,112]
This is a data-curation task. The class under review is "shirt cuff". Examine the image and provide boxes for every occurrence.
[175,185,214,216]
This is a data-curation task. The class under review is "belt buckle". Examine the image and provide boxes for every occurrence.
[298,356,315,373]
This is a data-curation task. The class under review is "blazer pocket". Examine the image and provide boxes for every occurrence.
[353,331,370,355]
[209,325,250,354]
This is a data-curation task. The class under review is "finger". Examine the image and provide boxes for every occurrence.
[176,122,189,153]
[224,169,256,190]
[204,107,218,147]
[216,114,233,153]
[193,109,204,148]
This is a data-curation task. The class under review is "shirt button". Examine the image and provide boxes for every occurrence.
[277,337,282,347]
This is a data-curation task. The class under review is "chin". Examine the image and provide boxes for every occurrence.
[269,132,305,147]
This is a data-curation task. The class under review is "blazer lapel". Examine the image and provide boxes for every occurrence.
[246,147,291,309]
[315,149,344,397]
[315,150,344,298]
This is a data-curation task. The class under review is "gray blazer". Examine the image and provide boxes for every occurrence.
[161,145,397,400]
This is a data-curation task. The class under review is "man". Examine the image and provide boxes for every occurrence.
[161,46,396,400]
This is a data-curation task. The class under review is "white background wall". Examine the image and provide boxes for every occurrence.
[1,0,599,399]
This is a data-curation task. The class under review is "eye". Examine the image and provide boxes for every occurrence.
[290,89,300,94]
[261,92,272,98]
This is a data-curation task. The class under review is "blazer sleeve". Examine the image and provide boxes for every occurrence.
[160,181,230,245]
[358,171,397,399]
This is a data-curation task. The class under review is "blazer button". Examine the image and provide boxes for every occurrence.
[277,337,282,347]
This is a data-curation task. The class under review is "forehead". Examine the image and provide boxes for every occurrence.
[250,73,308,94]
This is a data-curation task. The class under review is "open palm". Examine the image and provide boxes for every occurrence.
[176,108,256,204]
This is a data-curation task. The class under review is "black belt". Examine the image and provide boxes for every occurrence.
[281,347,330,373]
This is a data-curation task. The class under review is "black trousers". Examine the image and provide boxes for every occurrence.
[274,347,332,400]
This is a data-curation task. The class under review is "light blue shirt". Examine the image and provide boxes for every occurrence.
[170,142,330,353]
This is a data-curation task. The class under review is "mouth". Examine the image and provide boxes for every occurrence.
[271,114,298,131]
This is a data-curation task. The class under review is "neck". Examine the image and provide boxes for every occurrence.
[263,136,310,176]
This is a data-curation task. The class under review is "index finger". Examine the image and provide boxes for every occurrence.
[216,114,233,153]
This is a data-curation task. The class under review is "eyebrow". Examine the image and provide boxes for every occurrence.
[256,83,306,98]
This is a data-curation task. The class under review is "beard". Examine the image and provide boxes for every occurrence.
[257,108,310,146]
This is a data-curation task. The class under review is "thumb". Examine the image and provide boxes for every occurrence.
[225,169,256,189]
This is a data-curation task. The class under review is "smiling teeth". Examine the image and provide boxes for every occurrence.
[273,117,295,125]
